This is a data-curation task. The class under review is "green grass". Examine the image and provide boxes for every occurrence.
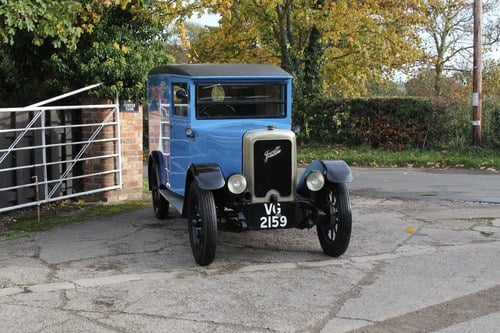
[0,199,150,240]
[1,180,152,240]
[298,144,500,170]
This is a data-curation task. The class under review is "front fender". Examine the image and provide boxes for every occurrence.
[297,160,353,194]
[188,164,225,191]
[181,164,225,218]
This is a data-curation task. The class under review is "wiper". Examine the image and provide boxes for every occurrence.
[243,95,270,99]
[202,83,221,90]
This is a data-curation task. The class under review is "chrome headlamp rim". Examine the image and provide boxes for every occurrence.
[305,170,325,191]
[227,173,247,194]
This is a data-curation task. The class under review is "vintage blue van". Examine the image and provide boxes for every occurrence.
[147,64,352,265]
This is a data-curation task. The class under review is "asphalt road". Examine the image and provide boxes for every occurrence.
[349,167,500,203]
[1,167,499,332]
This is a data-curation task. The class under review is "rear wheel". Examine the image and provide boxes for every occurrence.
[316,182,352,257]
[151,165,169,219]
[187,181,217,266]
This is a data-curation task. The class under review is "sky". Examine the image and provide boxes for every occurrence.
[188,12,220,27]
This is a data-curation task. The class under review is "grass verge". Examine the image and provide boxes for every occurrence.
[298,145,500,170]
[0,199,150,240]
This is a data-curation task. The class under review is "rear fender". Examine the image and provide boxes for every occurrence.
[148,151,166,190]
[297,160,352,195]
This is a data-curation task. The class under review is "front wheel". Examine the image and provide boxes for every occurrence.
[187,181,217,266]
[316,182,352,257]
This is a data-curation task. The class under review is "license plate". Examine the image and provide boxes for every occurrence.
[245,202,295,230]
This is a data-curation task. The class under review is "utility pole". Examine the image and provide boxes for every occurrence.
[472,0,482,146]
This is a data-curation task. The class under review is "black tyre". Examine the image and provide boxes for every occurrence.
[151,165,169,219]
[187,181,217,266]
[316,182,352,257]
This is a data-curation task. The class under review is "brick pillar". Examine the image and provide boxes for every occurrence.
[112,103,144,201]
[81,98,143,202]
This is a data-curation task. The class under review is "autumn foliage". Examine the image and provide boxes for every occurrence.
[189,0,426,99]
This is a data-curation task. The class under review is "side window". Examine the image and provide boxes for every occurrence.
[173,83,188,117]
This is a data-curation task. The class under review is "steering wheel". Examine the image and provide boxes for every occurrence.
[200,104,236,117]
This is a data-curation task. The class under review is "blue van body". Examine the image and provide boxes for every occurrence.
[147,64,353,266]
[148,64,292,197]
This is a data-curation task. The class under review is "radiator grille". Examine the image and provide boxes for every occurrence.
[253,139,292,197]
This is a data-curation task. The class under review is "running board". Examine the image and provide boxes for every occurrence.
[160,188,184,214]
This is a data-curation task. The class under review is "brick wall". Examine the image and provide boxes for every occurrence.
[81,98,143,202]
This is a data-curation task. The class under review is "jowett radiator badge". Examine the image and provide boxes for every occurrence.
[263,146,282,163]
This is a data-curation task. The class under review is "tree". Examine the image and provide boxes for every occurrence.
[0,0,105,49]
[166,21,210,64]
[0,0,196,104]
[405,68,469,97]
[50,2,176,100]
[0,0,98,104]
[482,59,500,147]
[416,0,499,96]
[188,0,426,99]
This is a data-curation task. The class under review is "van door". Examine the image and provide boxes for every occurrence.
[169,81,191,195]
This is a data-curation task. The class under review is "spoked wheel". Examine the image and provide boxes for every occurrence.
[316,182,352,257]
[187,181,217,266]
[151,166,169,219]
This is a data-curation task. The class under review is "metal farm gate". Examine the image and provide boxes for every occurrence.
[0,84,122,213]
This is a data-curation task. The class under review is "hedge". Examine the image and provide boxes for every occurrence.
[293,97,498,150]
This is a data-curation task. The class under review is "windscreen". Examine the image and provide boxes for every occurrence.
[196,83,286,119]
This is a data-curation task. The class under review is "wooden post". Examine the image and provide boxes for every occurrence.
[472,0,482,146]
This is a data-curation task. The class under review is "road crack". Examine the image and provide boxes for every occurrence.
[310,261,386,333]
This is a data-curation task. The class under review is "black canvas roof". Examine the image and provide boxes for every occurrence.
[148,64,291,78]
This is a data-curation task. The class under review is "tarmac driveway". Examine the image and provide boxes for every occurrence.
[0,169,499,332]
